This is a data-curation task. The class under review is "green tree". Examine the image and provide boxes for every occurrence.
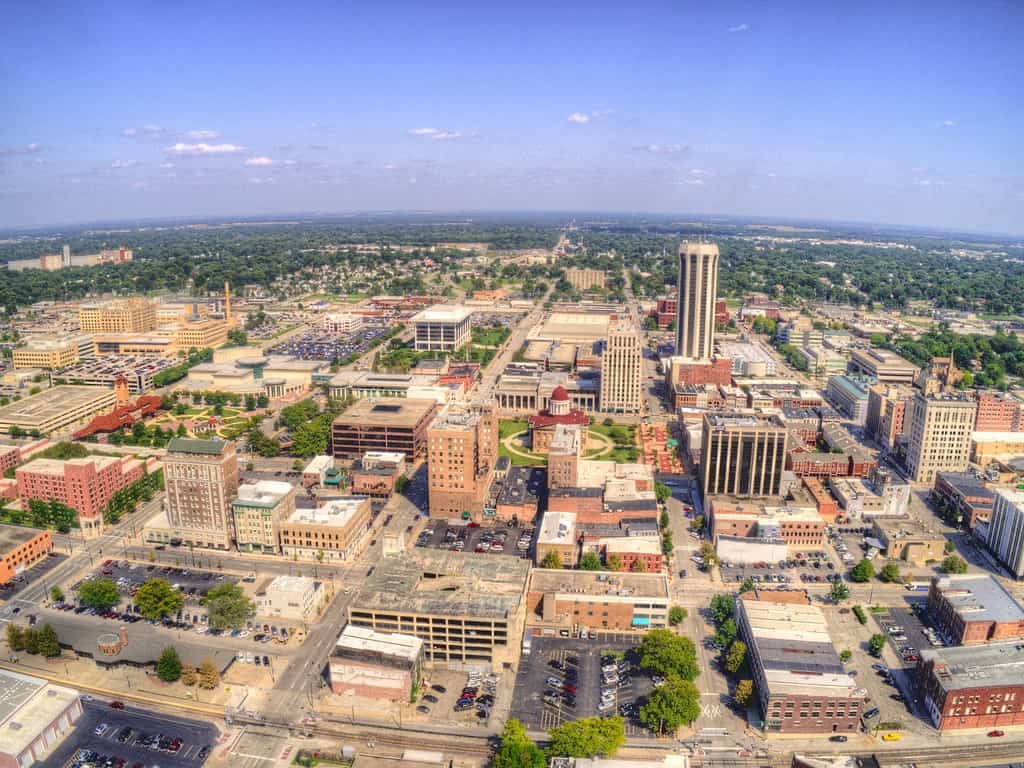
[654,481,671,505]
[942,554,968,574]
[850,559,875,583]
[134,579,184,620]
[840,649,853,663]
[638,629,699,681]
[156,646,182,682]
[202,583,255,630]
[739,577,755,594]
[709,594,735,626]
[77,578,121,611]
[547,716,625,758]
[868,633,887,656]
[579,551,602,571]
[879,563,902,583]
[725,640,747,675]
[540,551,563,569]
[733,679,754,707]
[713,618,738,648]
[661,531,673,556]
[6,623,26,651]
[49,585,64,603]
[668,606,687,626]
[829,580,850,602]
[493,719,545,768]
[640,677,700,733]
[606,554,623,572]
[180,664,197,686]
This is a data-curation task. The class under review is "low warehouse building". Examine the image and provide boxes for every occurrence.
[926,574,1024,645]
[328,625,423,700]
[917,642,1024,730]
[0,669,82,768]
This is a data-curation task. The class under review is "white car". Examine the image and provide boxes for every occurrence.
[94,724,108,736]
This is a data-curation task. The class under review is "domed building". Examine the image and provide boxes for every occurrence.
[528,386,589,453]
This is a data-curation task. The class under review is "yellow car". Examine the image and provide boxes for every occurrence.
[881,732,902,742]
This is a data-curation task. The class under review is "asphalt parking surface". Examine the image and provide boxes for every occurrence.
[874,598,939,667]
[510,636,653,737]
[415,521,534,559]
[0,552,67,604]
[89,562,236,601]
[267,325,389,361]
[40,700,218,768]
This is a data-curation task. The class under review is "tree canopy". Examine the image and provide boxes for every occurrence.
[640,677,701,733]
[850,559,875,583]
[134,579,184,620]
[547,716,625,758]
[202,583,255,630]
[638,629,699,682]
[493,720,544,768]
[78,578,121,611]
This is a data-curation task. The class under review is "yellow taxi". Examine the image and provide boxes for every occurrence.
[881,732,902,742]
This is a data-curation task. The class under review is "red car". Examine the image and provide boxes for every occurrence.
[109,701,125,710]
[988,730,1005,737]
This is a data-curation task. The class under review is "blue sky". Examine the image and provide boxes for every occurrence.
[2,0,1022,233]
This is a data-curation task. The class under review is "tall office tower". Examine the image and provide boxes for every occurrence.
[987,488,1024,578]
[427,401,498,521]
[701,413,788,499]
[599,318,643,414]
[164,438,239,550]
[62,244,71,267]
[905,392,976,484]
[675,240,720,359]
[78,298,157,334]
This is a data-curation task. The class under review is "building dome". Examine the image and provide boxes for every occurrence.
[548,386,571,416]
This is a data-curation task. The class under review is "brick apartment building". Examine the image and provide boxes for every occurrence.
[926,574,1024,645]
[16,455,144,537]
[974,391,1021,432]
[708,497,825,546]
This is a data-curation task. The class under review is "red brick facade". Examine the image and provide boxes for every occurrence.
[16,456,144,527]
[975,392,1020,433]
[918,660,1024,730]
[0,528,52,585]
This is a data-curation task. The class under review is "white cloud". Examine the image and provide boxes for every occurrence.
[122,128,137,137]
[160,161,175,169]
[407,127,464,140]
[676,178,705,186]
[245,156,274,167]
[431,130,462,140]
[184,129,221,140]
[163,142,246,156]
[567,112,591,125]
[728,23,750,33]
[408,128,440,136]
[110,160,138,169]
[0,143,42,157]
[941,119,957,127]
[636,143,688,155]
[767,172,777,178]
[689,168,713,176]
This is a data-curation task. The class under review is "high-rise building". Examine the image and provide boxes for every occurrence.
[987,488,1024,578]
[564,267,606,291]
[675,240,719,359]
[79,298,157,334]
[163,438,239,550]
[427,401,498,520]
[905,392,976,484]
[701,412,788,498]
[599,318,642,414]
[866,383,912,449]
[62,244,71,267]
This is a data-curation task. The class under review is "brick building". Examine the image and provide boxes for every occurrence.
[974,391,1021,432]
[328,625,423,700]
[15,455,144,538]
[331,397,439,461]
[526,570,670,633]
[917,642,1024,730]
[0,525,52,585]
[350,451,406,499]
[737,591,864,734]
[601,537,664,572]
[926,574,1024,646]
[708,496,825,547]
[933,471,996,529]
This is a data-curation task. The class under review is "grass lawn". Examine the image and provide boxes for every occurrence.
[499,419,528,439]
[471,326,512,347]
[498,442,547,467]
[604,446,640,462]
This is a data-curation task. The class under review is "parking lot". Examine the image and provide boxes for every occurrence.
[718,549,842,588]
[829,525,875,571]
[40,699,218,768]
[510,636,653,737]
[873,597,942,668]
[90,561,238,603]
[415,521,534,559]
[0,551,66,605]
[268,325,389,361]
